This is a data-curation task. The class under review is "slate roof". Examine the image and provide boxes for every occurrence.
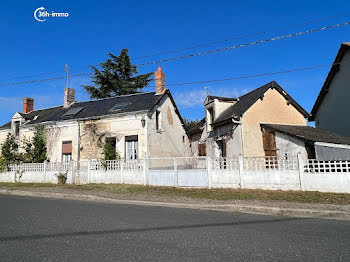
[309,42,350,120]
[261,123,350,145]
[212,81,309,126]
[0,91,166,130]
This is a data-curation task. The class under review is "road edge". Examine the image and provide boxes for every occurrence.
[1,189,349,220]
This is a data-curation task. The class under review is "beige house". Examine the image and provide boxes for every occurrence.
[309,42,350,137]
[188,81,310,158]
[0,67,190,162]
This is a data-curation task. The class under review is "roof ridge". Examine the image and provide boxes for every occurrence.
[23,91,157,113]
[75,91,156,105]
[238,81,276,99]
[23,104,63,114]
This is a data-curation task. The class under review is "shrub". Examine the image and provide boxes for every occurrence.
[56,172,67,184]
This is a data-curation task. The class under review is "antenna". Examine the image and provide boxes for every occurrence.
[64,64,69,89]
[204,86,209,96]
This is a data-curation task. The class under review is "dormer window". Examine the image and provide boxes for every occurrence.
[14,121,20,137]
[206,107,214,132]
[208,108,214,123]
[156,110,161,131]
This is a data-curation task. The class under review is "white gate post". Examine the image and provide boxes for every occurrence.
[173,157,178,187]
[43,160,47,183]
[207,157,212,189]
[120,160,124,184]
[71,161,75,184]
[87,160,91,184]
[143,158,148,186]
[297,153,304,191]
[238,155,244,189]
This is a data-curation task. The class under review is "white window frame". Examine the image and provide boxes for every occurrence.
[125,136,138,160]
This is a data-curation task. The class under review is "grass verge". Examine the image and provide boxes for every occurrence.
[0,182,350,204]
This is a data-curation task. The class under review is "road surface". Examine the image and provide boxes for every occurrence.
[0,195,350,261]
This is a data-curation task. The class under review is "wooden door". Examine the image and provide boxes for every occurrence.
[262,131,277,157]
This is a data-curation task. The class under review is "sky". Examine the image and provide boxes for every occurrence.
[0,0,350,126]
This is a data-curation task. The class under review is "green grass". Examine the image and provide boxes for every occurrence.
[1,182,350,204]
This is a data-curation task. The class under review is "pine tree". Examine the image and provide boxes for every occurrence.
[83,49,153,99]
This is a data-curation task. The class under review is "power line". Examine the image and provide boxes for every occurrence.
[1,13,349,82]
[0,62,340,88]
[132,13,350,61]
[0,73,90,87]
[150,63,338,87]
[137,21,350,66]
[0,71,61,82]
[0,21,348,88]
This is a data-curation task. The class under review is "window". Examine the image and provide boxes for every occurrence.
[217,140,226,158]
[110,103,128,112]
[183,136,185,143]
[106,137,116,149]
[125,136,138,160]
[207,107,214,132]
[198,143,206,156]
[62,153,72,163]
[208,108,214,123]
[62,107,83,118]
[14,121,20,137]
[62,141,72,162]
[156,110,161,131]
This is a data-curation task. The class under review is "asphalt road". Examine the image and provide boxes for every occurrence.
[0,196,350,262]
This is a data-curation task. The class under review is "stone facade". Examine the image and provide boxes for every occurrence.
[0,93,188,162]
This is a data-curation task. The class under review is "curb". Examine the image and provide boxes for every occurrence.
[0,189,349,220]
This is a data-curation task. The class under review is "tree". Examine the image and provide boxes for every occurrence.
[102,142,119,161]
[183,118,201,132]
[0,133,22,167]
[22,126,47,163]
[83,49,153,99]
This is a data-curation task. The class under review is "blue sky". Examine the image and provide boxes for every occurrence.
[0,0,350,126]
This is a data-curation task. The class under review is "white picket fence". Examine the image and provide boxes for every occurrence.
[1,155,350,193]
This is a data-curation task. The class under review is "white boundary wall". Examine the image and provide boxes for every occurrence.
[1,155,350,193]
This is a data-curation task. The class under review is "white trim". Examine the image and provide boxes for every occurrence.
[315,142,350,149]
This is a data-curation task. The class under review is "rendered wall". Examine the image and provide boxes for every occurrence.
[242,88,307,157]
[148,94,190,157]
[315,51,350,137]
[275,132,308,159]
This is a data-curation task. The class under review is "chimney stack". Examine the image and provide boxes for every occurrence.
[154,66,165,95]
[64,88,75,108]
[23,98,34,114]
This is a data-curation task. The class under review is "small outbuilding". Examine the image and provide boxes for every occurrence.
[260,123,350,161]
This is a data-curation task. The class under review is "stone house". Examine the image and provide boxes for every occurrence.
[309,42,350,137]
[0,67,190,162]
[188,81,310,158]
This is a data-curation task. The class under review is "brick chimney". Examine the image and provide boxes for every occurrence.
[23,98,34,114]
[64,88,75,108]
[154,66,165,95]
